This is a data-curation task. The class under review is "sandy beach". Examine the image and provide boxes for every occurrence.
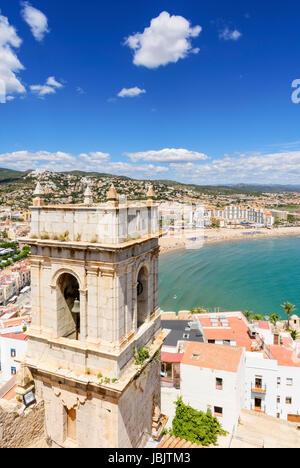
[159,226,300,255]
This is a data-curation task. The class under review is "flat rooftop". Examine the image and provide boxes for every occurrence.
[161,320,204,347]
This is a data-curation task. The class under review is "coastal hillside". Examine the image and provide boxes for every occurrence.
[0,167,299,209]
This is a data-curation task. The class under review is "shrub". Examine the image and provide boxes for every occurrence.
[170,397,227,447]
[134,346,150,366]
[190,306,207,314]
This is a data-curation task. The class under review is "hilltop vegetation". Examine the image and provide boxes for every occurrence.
[0,167,299,209]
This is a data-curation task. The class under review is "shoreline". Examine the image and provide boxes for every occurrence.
[159,226,300,255]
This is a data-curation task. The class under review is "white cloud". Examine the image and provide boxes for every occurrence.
[4,148,300,185]
[219,27,242,41]
[125,11,202,68]
[125,148,209,163]
[118,87,146,98]
[46,76,63,88]
[169,151,300,184]
[0,13,25,101]
[0,150,169,179]
[77,86,85,95]
[21,2,49,41]
[30,76,63,97]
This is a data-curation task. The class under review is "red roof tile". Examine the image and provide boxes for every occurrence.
[157,434,202,449]
[161,352,183,363]
[0,332,28,341]
[181,342,243,373]
[268,345,300,367]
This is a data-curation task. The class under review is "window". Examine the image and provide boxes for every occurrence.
[286,397,292,405]
[223,340,231,346]
[214,406,223,417]
[208,339,215,344]
[286,378,293,386]
[277,377,281,385]
[277,396,280,404]
[255,376,263,389]
[10,349,16,358]
[216,378,223,390]
[11,367,16,375]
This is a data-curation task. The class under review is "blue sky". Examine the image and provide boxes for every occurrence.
[1,0,300,184]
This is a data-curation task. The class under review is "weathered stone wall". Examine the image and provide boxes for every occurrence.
[0,400,45,448]
[118,358,161,448]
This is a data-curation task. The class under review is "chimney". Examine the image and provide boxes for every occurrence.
[273,330,280,345]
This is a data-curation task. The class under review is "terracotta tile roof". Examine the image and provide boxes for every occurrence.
[181,341,243,373]
[161,352,184,363]
[198,316,253,351]
[1,318,28,327]
[253,320,270,330]
[157,434,202,449]
[0,332,28,341]
[203,328,236,341]
[1,385,16,400]
[198,317,212,327]
[268,344,300,367]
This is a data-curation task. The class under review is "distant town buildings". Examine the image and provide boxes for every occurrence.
[0,261,30,306]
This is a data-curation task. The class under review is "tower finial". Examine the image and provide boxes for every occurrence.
[33,182,45,207]
[107,184,118,202]
[147,185,155,204]
[84,185,93,205]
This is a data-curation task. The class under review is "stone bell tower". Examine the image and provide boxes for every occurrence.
[20,184,167,448]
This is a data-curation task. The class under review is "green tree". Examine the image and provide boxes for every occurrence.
[170,397,227,447]
[269,313,280,326]
[290,329,299,341]
[242,310,253,321]
[281,302,297,330]
[252,314,265,321]
[211,217,221,228]
[191,306,208,314]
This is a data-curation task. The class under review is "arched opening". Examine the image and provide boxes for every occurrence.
[137,267,148,328]
[57,273,80,340]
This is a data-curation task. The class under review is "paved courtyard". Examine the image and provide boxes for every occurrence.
[218,409,300,448]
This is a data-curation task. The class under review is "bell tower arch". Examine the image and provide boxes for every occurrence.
[20,184,167,448]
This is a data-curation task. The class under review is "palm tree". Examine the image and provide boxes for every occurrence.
[252,314,265,321]
[281,302,297,330]
[290,329,299,341]
[243,310,253,321]
[269,313,280,326]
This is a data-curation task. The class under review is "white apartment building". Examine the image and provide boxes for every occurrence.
[212,206,274,227]
[180,341,245,432]
[0,331,28,387]
[245,329,300,423]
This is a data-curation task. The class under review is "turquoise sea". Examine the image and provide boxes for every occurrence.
[158,236,300,318]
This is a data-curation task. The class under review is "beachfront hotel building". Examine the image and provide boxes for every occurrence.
[212,206,274,227]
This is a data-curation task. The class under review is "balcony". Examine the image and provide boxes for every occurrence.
[251,403,266,413]
[251,382,266,393]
